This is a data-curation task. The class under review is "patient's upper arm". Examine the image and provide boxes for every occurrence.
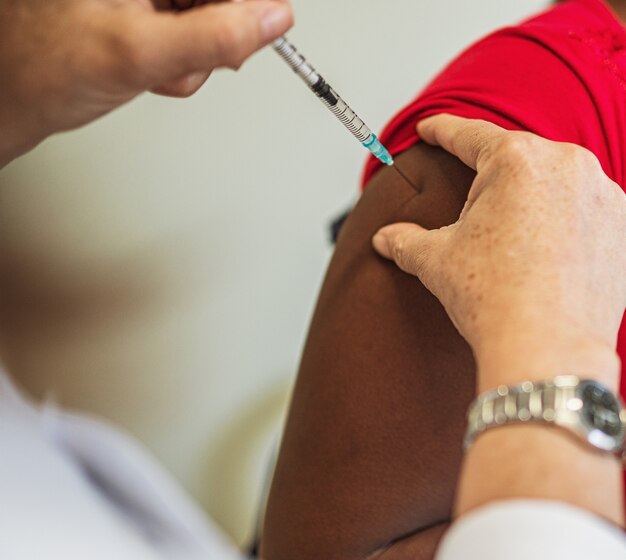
[261,143,477,560]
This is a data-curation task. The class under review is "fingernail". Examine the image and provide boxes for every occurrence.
[372,232,391,259]
[261,5,292,40]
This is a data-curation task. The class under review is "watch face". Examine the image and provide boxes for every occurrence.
[578,381,624,438]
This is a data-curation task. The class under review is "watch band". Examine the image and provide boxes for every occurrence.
[464,375,626,461]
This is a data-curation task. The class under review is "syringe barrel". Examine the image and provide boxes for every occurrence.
[273,37,375,145]
[322,95,373,144]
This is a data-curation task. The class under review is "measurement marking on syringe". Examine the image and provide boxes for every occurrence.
[272,36,396,167]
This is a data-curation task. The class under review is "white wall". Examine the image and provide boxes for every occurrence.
[0,0,546,546]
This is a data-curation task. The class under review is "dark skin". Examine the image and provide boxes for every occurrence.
[261,145,475,560]
[261,2,626,559]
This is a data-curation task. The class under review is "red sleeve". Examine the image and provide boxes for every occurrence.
[362,0,626,188]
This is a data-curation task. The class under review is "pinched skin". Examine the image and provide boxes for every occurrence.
[261,144,477,560]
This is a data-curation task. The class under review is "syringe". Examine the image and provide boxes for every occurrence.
[273,36,415,186]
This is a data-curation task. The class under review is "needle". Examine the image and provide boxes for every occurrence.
[392,161,421,193]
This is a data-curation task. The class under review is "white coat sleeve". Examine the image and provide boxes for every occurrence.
[0,371,242,560]
[436,500,626,560]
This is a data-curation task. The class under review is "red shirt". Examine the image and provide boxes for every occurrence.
[363,0,626,478]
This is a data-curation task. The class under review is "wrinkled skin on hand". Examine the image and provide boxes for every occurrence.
[375,115,626,391]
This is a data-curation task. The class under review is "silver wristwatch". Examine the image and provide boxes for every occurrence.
[465,375,626,461]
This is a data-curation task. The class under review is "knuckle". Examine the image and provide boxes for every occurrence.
[458,122,487,156]
[557,143,597,171]
[561,143,605,192]
[496,134,535,161]
[390,234,408,266]
[490,133,553,181]
[560,142,585,158]
[574,145,601,171]
[473,143,492,169]
[392,233,431,277]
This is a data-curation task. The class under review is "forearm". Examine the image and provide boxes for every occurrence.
[456,340,624,526]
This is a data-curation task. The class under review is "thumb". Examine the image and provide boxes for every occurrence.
[142,1,293,83]
[372,222,444,286]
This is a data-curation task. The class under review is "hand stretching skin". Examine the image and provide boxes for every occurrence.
[373,114,626,394]
[0,0,293,167]
[373,114,626,526]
